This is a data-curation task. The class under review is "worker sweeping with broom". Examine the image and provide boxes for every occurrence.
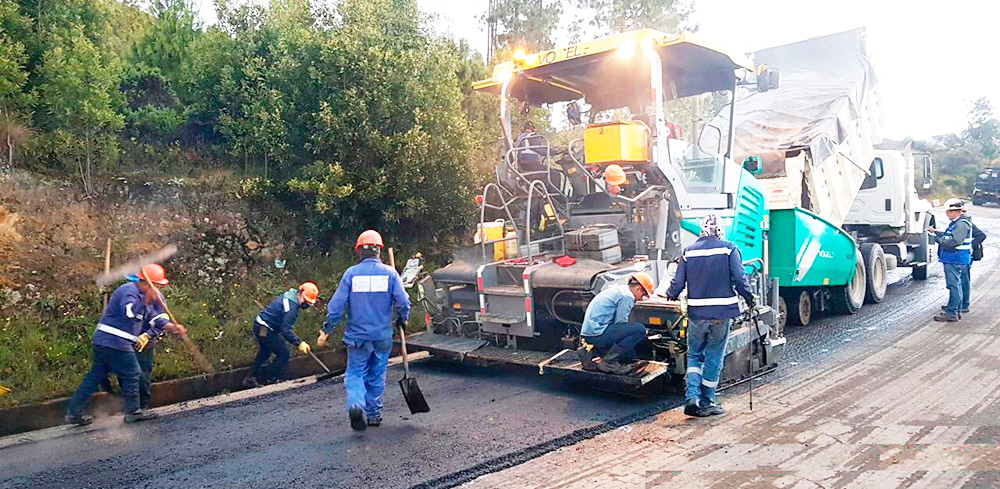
[66,264,180,426]
[318,230,411,431]
[242,282,320,387]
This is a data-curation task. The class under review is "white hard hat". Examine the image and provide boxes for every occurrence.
[944,198,965,210]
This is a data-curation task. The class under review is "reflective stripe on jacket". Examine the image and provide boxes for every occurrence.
[94,283,170,352]
[257,289,304,345]
[938,218,973,265]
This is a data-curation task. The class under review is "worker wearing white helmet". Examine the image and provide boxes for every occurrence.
[927,198,973,321]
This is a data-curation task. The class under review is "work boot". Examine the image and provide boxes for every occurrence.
[242,376,260,389]
[934,312,961,322]
[700,403,725,417]
[683,399,701,417]
[366,416,382,427]
[65,413,94,427]
[124,409,158,423]
[596,346,633,375]
[577,345,599,372]
[349,407,367,432]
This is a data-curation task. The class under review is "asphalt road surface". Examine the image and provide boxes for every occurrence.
[2,207,997,489]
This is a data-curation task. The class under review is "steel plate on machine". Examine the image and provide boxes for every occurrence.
[404,332,487,357]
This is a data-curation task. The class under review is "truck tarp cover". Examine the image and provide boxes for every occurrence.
[706,29,879,175]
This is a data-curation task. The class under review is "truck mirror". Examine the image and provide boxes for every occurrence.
[922,155,933,189]
[757,66,781,92]
[742,156,763,176]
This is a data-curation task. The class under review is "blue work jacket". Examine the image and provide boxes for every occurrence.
[324,258,411,342]
[581,285,635,337]
[94,283,170,352]
[666,236,754,320]
[256,289,305,345]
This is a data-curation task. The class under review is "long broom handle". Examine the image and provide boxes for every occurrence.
[141,274,215,374]
[388,247,411,378]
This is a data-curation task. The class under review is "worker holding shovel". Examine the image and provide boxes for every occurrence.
[242,282,320,387]
[66,264,178,426]
[318,230,411,431]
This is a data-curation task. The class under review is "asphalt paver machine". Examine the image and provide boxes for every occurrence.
[408,30,787,391]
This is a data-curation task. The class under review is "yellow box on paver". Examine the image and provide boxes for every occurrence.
[584,121,650,164]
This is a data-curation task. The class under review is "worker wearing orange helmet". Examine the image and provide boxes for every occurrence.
[243,282,320,387]
[66,264,183,426]
[318,230,411,430]
[666,213,755,418]
[604,164,627,195]
[577,271,655,375]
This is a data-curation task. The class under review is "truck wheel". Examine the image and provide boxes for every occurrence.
[786,290,812,326]
[832,252,866,314]
[912,264,928,280]
[861,243,887,304]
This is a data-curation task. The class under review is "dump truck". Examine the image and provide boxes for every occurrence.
[973,168,1000,206]
[708,29,937,327]
[407,29,788,391]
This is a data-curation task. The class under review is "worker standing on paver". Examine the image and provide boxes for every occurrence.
[318,230,411,431]
[577,272,655,375]
[929,198,974,322]
[666,213,755,418]
[65,264,176,426]
[243,282,319,387]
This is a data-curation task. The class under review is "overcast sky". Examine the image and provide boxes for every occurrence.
[195,0,999,141]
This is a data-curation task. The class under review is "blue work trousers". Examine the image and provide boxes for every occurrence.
[252,324,290,383]
[137,347,154,409]
[68,345,141,417]
[583,322,647,363]
[944,263,971,315]
[685,318,730,407]
[344,338,392,419]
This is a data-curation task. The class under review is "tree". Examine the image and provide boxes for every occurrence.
[131,0,200,87]
[486,0,562,55]
[573,0,695,35]
[964,97,999,164]
[36,26,122,194]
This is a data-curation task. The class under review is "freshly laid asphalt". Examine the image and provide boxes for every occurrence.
[3,207,997,489]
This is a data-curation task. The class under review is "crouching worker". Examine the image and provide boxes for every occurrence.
[318,230,410,431]
[243,282,319,387]
[666,213,755,418]
[66,264,177,426]
[577,272,655,375]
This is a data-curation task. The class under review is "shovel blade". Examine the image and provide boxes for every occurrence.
[399,377,430,414]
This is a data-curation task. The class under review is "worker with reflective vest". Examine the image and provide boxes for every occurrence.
[244,282,319,387]
[319,230,411,431]
[929,198,973,322]
[66,264,178,426]
[577,271,655,375]
[666,213,755,418]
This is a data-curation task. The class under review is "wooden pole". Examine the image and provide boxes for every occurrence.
[388,247,396,269]
[102,238,111,309]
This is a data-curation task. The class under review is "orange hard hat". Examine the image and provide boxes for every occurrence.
[355,230,384,251]
[299,282,319,304]
[604,164,627,186]
[629,271,655,298]
[139,264,169,286]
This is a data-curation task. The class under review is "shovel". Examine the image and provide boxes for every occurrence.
[308,350,339,381]
[398,325,429,414]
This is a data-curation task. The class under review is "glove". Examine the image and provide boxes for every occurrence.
[395,318,408,331]
[666,296,678,302]
[136,333,151,352]
[317,331,329,349]
[746,297,757,310]
[166,322,188,336]
[298,341,311,355]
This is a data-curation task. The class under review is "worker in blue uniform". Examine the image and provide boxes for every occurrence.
[243,282,319,387]
[577,272,655,375]
[929,198,974,322]
[318,230,411,431]
[65,264,178,426]
[666,213,755,418]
